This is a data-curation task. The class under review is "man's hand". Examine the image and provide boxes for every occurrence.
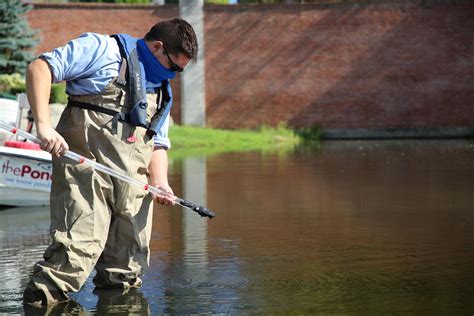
[37,123,69,157]
[152,184,176,206]
[148,147,173,206]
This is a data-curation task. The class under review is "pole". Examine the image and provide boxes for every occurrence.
[180,0,206,126]
[0,121,215,219]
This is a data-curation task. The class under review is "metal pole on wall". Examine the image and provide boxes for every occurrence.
[179,0,206,126]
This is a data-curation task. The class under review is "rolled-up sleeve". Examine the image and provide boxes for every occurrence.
[153,114,171,149]
[41,33,120,94]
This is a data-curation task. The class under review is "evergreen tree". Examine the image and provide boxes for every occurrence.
[0,0,38,75]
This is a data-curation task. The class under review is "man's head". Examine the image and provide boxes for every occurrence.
[144,18,198,72]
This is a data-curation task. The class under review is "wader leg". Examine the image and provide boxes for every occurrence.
[94,153,153,290]
[23,107,114,306]
[91,107,155,290]
[93,182,154,291]
[24,156,112,305]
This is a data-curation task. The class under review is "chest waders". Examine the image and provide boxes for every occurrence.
[23,38,166,305]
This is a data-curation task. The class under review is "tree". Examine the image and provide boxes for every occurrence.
[0,0,38,75]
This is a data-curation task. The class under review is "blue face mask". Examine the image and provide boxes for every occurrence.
[137,39,176,84]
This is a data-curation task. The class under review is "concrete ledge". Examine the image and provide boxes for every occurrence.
[321,127,474,139]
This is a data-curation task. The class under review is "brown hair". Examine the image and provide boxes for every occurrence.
[144,18,198,62]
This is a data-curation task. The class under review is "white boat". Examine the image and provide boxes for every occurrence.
[0,95,53,206]
[0,143,52,206]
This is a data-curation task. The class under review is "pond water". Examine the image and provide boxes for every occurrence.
[1,140,473,314]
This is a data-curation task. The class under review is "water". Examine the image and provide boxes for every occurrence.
[1,140,473,314]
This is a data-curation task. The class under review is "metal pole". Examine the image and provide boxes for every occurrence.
[0,121,215,218]
[179,0,206,126]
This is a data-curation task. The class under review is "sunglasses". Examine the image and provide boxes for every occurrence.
[163,46,184,73]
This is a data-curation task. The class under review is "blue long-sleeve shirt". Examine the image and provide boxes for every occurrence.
[41,32,171,149]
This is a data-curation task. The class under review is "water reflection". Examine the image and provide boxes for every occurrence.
[23,299,87,315]
[183,156,209,281]
[144,156,245,313]
[94,288,150,315]
[22,288,150,315]
[179,157,212,310]
[1,140,473,314]
[203,140,474,313]
[0,206,49,314]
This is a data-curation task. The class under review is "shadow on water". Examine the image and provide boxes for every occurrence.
[1,139,474,314]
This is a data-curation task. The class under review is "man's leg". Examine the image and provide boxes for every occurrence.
[24,157,113,305]
[23,108,113,306]
[92,119,155,290]
[93,191,154,290]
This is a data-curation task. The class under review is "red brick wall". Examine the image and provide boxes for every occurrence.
[27,3,184,121]
[28,2,474,130]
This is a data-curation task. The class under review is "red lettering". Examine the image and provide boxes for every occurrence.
[4,163,52,181]
[21,165,31,177]
[40,171,50,181]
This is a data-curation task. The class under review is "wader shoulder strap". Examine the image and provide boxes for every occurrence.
[111,35,127,58]
[111,35,128,87]
[67,36,129,134]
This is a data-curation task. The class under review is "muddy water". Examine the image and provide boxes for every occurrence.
[1,140,473,314]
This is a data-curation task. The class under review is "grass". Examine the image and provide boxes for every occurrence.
[168,123,302,159]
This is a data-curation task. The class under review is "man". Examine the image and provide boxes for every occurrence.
[23,18,198,306]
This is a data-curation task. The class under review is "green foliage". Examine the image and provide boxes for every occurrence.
[205,0,234,3]
[0,0,38,75]
[0,73,24,91]
[0,73,25,95]
[0,73,23,99]
[74,0,151,3]
[233,0,287,3]
[50,83,68,104]
[0,73,68,104]
[296,125,321,141]
[9,82,26,94]
[168,123,302,159]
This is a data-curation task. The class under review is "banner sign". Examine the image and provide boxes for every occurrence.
[0,155,52,192]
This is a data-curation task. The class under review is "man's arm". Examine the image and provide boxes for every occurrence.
[26,59,69,157]
[148,146,175,205]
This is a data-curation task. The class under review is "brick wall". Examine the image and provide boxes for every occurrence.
[28,2,474,130]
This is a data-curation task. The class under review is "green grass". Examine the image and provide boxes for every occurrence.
[168,123,302,159]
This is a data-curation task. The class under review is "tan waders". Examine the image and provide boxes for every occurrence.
[24,84,159,306]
